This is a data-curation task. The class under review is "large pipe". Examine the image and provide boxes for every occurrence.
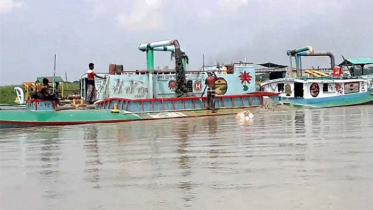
[138,40,173,51]
[153,46,185,53]
[296,51,335,69]
[287,46,314,56]
[171,39,189,97]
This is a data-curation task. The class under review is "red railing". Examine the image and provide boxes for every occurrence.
[96,92,279,112]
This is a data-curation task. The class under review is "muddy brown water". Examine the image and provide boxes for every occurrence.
[1,105,373,210]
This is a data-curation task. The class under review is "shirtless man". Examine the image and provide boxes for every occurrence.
[38,78,60,106]
[205,71,218,113]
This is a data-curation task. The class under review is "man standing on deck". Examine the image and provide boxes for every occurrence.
[86,63,106,104]
[205,71,218,113]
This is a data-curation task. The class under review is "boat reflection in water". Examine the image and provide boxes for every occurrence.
[0,105,373,210]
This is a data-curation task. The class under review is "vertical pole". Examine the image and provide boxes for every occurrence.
[288,55,292,78]
[146,49,154,98]
[61,82,64,98]
[146,49,154,70]
[203,54,205,72]
[300,57,303,77]
[295,55,300,78]
[53,54,56,93]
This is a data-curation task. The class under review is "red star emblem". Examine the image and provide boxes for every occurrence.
[239,71,252,84]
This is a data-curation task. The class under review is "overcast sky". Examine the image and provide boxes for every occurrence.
[1,0,372,85]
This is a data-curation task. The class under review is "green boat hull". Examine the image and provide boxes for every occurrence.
[0,107,272,129]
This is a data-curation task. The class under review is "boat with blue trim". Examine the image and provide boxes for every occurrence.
[260,46,373,107]
[0,39,281,128]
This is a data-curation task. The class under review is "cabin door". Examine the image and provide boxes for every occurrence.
[294,82,304,97]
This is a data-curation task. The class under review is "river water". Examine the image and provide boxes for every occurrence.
[1,106,372,210]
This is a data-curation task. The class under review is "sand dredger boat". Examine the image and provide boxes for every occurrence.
[260,46,373,108]
[0,39,280,128]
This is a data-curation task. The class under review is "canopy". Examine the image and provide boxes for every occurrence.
[36,76,64,83]
[339,58,373,66]
[257,62,287,68]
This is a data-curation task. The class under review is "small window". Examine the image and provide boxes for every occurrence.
[323,84,328,92]
[187,80,193,92]
[278,83,284,92]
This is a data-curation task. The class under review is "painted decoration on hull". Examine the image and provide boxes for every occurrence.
[285,84,292,96]
[238,71,252,91]
[344,82,359,94]
[310,83,319,97]
[193,81,202,92]
[106,76,149,99]
[215,78,228,95]
[335,83,343,94]
[168,80,176,91]
[328,84,335,92]
[123,80,148,98]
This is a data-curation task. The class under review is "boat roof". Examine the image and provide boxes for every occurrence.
[36,76,64,83]
[261,77,367,86]
[339,58,373,66]
[257,62,287,68]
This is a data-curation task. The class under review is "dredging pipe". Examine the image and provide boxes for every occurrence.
[138,39,189,97]
[152,46,188,69]
[171,40,189,97]
[286,46,314,77]
[287,46,314,56]
[138,40,188,70]
[296,51,335,70]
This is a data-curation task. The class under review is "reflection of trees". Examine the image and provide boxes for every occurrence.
[83,125,102,189]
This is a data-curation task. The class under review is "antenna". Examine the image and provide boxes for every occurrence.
[203,54,205,72]
[53,54,56,93]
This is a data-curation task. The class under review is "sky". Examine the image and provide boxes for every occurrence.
[0,0,372,85]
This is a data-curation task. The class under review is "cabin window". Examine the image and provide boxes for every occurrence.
[323,84,328,92]
[187,80,193,92]
[277,83,284,92]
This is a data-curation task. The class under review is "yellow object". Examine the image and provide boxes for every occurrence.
[72,98,76,106]
[305,69,328,77]
[22,82,37,100]
[223,66,227,74]
[22,79,65,100]
[80,99,84,105]
[111,103,119,113]
[284,97,290,105]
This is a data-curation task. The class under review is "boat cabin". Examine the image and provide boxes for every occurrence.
[80,63,258,101]
[260,77,371,105]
